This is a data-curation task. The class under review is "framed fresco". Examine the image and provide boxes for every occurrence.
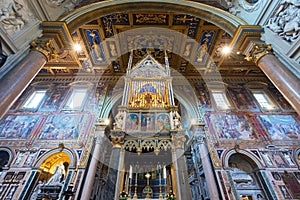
[228,87,259,111]
[0,114,42,139]
[206,112,258,140]
[125,113,139,132]
[257,115,300,140]
[37,113,92,142]
[39,84,69,111]
[268,86,294,111]
[156,113,171,132]
[260,151,288,168]
[194,83,212,109]
[141,112,155,132]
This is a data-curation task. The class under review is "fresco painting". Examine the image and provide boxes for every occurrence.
[0,115,41,139]
[268,87,293,111]
[125,113,139,131]
[194,83,212,109]
[38,114,90,140]
[258,115,300,140]
[228,87,258,110]
[207,113,257,140]
[40,86,68,111]
[141,113,155,131]
[156,113,171,132]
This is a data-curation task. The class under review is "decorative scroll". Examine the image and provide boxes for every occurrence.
[133,14,168,25]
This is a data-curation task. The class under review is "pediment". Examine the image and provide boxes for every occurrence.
[129,54,167,78]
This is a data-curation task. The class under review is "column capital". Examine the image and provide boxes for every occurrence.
[110,131,126,148]
[230,25,274,64]
[31,22,80,67]
[244,43,273,65]
[171,132,186,149]
[31,38,59,61]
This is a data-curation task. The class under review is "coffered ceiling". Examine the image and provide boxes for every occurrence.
[39,4,262,78]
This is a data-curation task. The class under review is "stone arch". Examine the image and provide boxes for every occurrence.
[0,147,14,168]
[100,93,123,119]
[223,149,264,169]
[34,147,77,168]
[59,0,247,36]
[223,149,268,199]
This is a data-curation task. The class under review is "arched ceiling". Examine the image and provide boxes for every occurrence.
[38,1,263,78]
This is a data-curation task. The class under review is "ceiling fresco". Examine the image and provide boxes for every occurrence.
[39,11,262,78]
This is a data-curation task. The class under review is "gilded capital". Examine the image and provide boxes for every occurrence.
[245,43,273,65]
[110,131,126,148]
[31,39,59,61]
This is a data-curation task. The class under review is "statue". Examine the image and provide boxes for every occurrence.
[172,111,182,130]
[0,1,25,33]
[114,111,125,130]
[90,32,104,61]
[47,162,66,185]
[267,0,300,42]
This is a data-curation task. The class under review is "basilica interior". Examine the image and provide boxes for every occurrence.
[0,0,300,200]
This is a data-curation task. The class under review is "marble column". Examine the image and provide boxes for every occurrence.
[231,26,300,115]
[0,50,47,119]
[81,126,105,200]
[0,22,75,119]
[171,132,192,200]
[195,134,220,199]
[108,130,126,200]
[248,44,300,114]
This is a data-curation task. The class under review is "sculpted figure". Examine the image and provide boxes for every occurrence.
[0,1,25,32]
[47,162,66,185]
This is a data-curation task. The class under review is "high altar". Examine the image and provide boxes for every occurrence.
[110,50,190,199]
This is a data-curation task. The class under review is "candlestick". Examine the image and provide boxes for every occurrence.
[133,172,137,199]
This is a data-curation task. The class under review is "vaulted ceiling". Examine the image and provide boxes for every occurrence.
[38,1,263,78]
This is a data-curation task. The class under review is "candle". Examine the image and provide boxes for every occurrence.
[163,165,167,179]
[129,165,132,179]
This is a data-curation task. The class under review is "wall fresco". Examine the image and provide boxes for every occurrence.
[257,115,300,140]
[38,113,91,140]
[228,87,259,111]
[0,115,42,139]
[206,112,257,140]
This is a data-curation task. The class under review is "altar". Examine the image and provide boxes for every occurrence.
[110,51,190,200]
